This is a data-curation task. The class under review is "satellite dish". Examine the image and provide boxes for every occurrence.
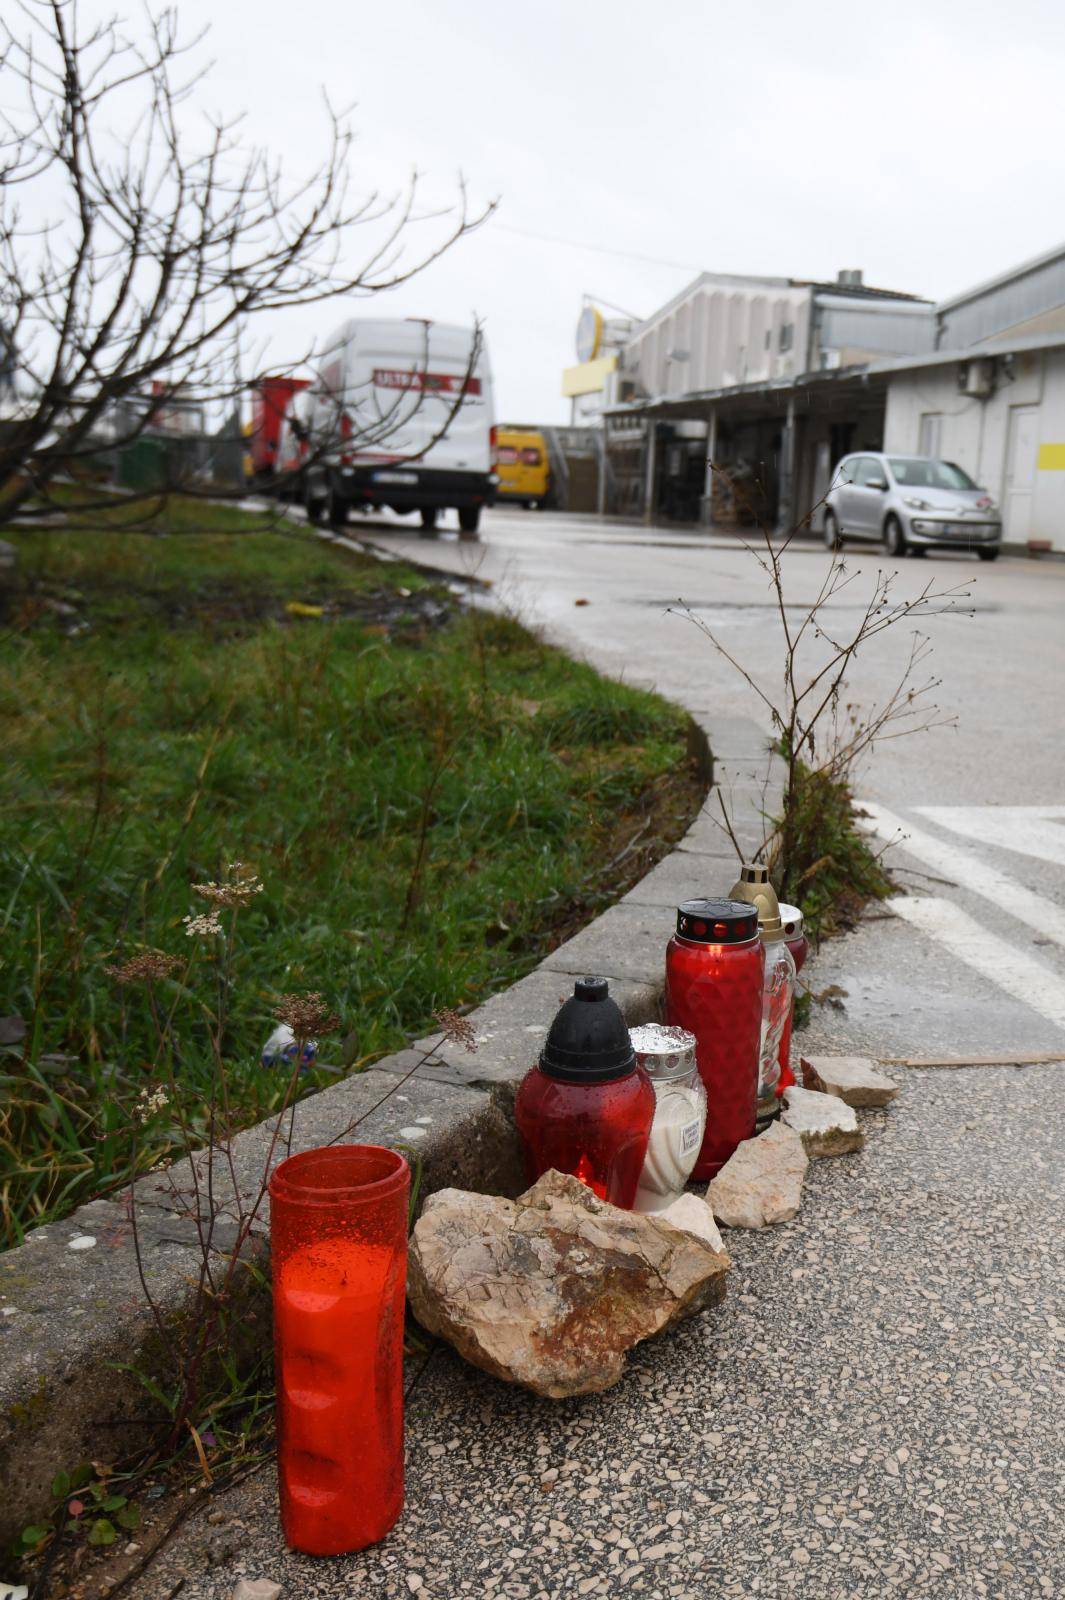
[576,306,603,363]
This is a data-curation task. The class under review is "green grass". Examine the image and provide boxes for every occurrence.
[0,513,700,1247]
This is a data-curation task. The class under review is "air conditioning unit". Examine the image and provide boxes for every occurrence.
[959,358,995,398]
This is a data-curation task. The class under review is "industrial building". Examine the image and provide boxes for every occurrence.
[581,241,1065,553]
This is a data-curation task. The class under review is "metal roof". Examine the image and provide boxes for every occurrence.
[605,327,1065,421]
[936,239,1065,313]
[630,269,928,337]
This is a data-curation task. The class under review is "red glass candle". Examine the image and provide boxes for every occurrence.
[664,898,764,1179]
[776,904,808,1096]
[514,976,655,1208]
[270,1145,409,1556]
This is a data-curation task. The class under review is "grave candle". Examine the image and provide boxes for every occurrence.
[270,1145,408,1556]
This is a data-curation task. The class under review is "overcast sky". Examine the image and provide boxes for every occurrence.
[95,0,1065,418]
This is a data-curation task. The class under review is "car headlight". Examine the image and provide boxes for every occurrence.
[903,496,931,510]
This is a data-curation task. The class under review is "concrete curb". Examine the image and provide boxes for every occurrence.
[0,706,783,1545]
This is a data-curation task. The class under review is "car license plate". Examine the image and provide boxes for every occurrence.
[373,470,418,485]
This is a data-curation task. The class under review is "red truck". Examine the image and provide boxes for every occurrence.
[249,375,310,481]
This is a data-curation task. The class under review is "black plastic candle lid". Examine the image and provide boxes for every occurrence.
[539,976,637,1083]
[675,897,759,945]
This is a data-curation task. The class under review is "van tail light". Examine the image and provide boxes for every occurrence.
[340,410,353,465]
[490,425,498,450]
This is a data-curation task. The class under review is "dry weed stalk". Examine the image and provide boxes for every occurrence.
[99,864,471,1465]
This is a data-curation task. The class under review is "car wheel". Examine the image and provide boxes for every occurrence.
[458,505,481,537]
[883,515,907,558]
[823,510,842,551]
[977,547,1000,562]
[305,489,327,526]
[328,487,348,529]
[419,506,439,538]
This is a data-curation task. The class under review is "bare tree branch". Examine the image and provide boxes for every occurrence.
[0,1,496,522]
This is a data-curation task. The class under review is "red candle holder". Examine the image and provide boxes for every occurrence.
[665,898,764,1179]
[270,1144,409,1556]
[514,976,655,1209]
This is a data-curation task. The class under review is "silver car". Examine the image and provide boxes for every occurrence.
[823,451,1002,561]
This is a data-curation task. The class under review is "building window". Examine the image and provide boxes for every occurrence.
[779,323,794,353]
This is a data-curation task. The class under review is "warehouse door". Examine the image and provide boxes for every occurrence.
[1004,405,1039,542]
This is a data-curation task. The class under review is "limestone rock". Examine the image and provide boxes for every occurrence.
[781,1085,864,1157]
[801,1054,900,1108]
[654,1191,727,1251]
[707,1121,808,1228]
[407,1169,731,1398]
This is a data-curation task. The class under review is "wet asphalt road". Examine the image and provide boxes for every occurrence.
[129,509,1065,1600]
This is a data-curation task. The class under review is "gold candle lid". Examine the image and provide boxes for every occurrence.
[728,863,783,936]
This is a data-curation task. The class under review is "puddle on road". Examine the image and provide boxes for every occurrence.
[639,597,996,620]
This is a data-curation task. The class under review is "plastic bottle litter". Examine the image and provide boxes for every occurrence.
[261,1023,318,1070]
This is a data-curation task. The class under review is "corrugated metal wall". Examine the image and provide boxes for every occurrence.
[817,300,935,358]
[938,253,1065,348]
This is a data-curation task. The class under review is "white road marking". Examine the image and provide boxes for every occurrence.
[858,801,1065,950]
[887,895,1065,1034]
[914,805,1065,869]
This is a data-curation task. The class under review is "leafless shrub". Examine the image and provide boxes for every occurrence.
[671,471,972,897]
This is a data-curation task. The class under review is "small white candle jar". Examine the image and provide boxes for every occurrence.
[629,1024,707,1212]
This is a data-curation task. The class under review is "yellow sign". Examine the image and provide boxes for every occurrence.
[1037,442,1065,470]
[561,354,617,398]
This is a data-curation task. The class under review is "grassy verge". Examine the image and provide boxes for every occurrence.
[0,508,702,1248]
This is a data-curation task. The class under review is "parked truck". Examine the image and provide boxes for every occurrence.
[302,318,496,535]
[248,375,310,483]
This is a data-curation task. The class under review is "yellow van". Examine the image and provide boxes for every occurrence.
[493,426,551,508]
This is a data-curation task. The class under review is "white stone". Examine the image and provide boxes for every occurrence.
[231,1582,282,1600]
[801,1055,900,1108]
[707,1122,808,1228]
[67,1235,97,1250]
[781,1085,864,1157]
[655,1192,726,1252]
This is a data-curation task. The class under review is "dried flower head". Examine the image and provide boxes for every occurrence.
[273,992,339,1039]
[191,866,264,908]
[105,949,181,985]
[433,1007,477,1054]
[136,1085,170,1121]
[183,911,223,938]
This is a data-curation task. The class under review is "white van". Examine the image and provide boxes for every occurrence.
[303,318,496,535]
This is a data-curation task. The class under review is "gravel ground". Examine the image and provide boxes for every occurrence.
[128,985,1063,1600]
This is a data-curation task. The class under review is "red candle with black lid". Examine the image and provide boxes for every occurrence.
[514,976,655,1209]
[664,897,764,1179]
